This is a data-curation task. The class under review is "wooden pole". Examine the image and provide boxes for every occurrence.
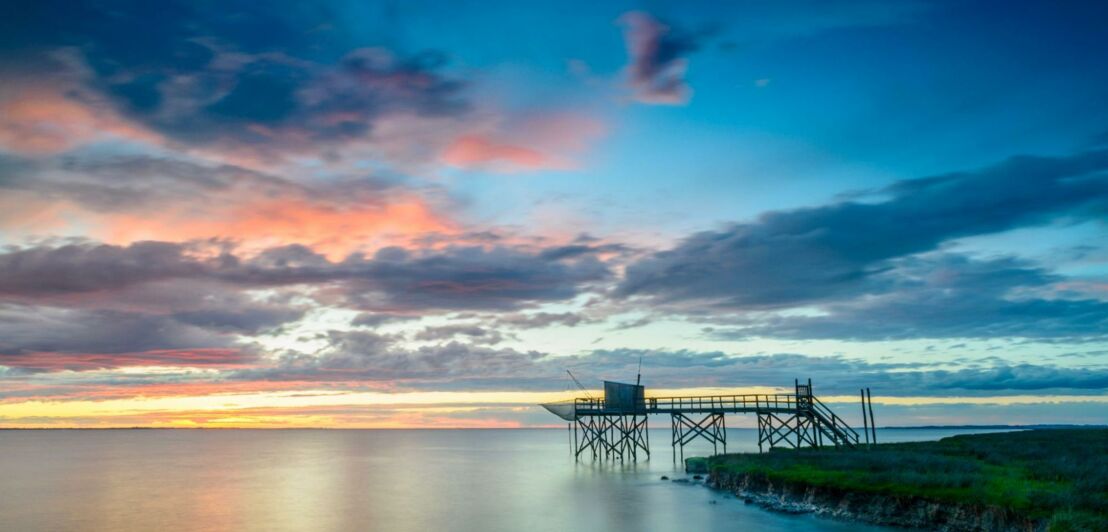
[796,413,802,448]
[576,416,585,458]
[861,389,870,446]
[721,413,727,453]
[671,414,677,463]
[866,388,877,445]
[757,415,763,453]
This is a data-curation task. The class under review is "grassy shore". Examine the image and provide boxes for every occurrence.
[707,429,1107,530]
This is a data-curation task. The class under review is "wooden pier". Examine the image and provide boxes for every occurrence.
[544,379,876,461]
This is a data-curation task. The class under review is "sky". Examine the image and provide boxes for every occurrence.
[0,0,1105,428]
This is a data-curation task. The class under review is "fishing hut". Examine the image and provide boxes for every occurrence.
[542,377,877,461]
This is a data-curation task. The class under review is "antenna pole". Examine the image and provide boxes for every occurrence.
[636,356,642,386]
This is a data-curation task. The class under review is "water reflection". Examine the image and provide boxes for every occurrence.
[0,428,1009,531]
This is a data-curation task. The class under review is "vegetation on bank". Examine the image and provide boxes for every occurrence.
[708,429,1107,531]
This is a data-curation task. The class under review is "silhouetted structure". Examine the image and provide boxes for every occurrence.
[543,378,875,461]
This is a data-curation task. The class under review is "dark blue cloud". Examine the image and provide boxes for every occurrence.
[619,149,1108,309]
[561,349,1108,395]
[1,0,467,151]
[619,11,711,104]
[934,364,1108,391]
[707,255,1108,341]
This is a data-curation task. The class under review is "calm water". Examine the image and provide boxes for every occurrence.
[0,427,1015,531]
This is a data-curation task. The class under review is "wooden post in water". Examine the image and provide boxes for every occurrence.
[861,389,870,446]
[866,388,876,445]
[573,420,578,459]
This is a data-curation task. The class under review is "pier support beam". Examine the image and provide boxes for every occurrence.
[670,412,726,461]
[574,414,649,461]
[756,411,819,452]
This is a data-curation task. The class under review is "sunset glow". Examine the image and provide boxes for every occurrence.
[1,0,1105,429]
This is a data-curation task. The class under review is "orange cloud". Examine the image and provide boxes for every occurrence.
[93,195,455,260]
[442,135,553,170]
[0,89,160,154]
[441,112,605,173]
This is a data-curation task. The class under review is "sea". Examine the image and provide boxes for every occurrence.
[0,427,1016,531]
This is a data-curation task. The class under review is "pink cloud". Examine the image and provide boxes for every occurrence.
[442,135,552,169]
[440,112,606,173]
[0,89,161,154]
[99,195,455,260]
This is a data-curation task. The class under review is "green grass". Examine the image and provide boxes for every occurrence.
[709,429,1107,530]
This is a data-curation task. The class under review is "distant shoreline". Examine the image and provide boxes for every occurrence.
[876,423,1106,430]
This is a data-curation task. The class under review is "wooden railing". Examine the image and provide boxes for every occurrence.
[810,396,861,445]
[573,393,806,414]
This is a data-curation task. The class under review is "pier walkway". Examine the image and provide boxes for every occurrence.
[542,379,877,461]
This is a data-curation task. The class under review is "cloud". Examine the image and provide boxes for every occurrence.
[0,154,454,257]
[0,306,236,358]
[336,245,612,311]
[933,364,1108,391]
[8,154,296,212]
[0,1,469,159]
[491,312,588,329]
[619,149,1108,309]
[232,332,548,388]
[351,312,420,327]
[539,241,629,261]
[441,135,552,171]
[0,239,613,312]
[440,112,606,173]
[245,342,1108,395]
[563,349,1108,395]
[4,321,1102,397]
[0,88,158,154]
[0,348,250,372]
[0,240,203,297]
[710,254,1108,341]
[0,271,308,340]
[618,12,706,105]
[0,273,302,370]
[413,325,507,345]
